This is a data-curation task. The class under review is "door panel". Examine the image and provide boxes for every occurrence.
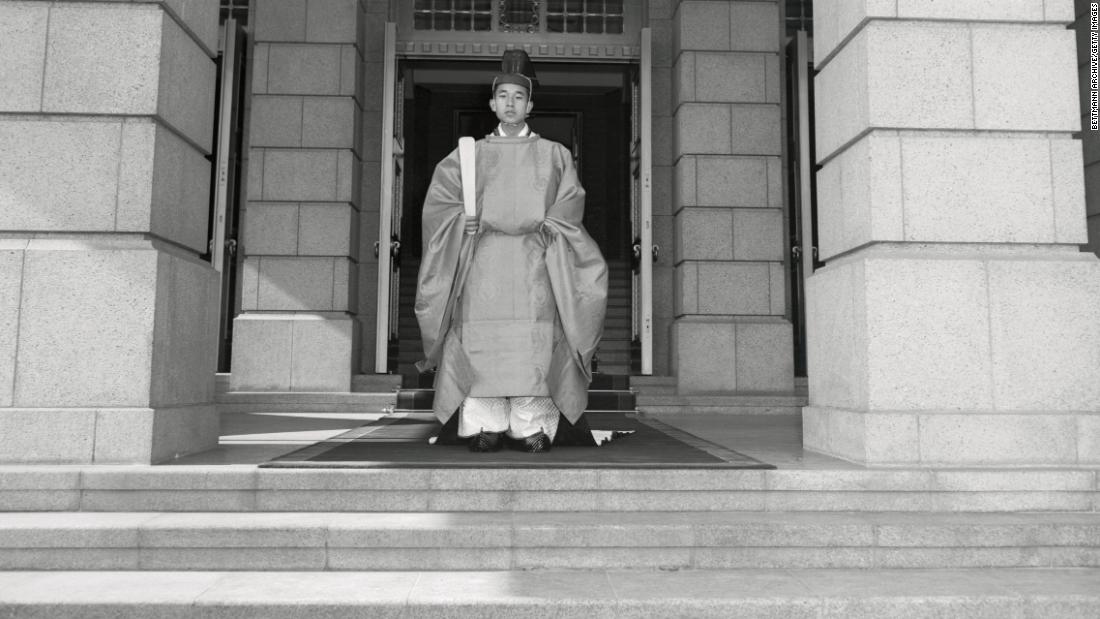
[375,22,404,373]
[630,28,653,375]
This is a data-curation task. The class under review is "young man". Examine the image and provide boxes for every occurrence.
[415,50,608,453]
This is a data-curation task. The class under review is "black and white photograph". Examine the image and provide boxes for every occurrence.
[0,0,1098,616]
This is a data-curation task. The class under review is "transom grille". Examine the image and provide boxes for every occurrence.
[413,0,623,35]
[219,0,249,25]
[546,0,623,34]
[784,0,814,36]
[413,0,494,32]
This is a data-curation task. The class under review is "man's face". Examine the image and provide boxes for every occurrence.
[489,83,533,125]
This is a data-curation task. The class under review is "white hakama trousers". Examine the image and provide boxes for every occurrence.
[459,396,561,440]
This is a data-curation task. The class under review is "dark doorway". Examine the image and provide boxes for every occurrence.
[392,60,634,379]
[401,60,631,262]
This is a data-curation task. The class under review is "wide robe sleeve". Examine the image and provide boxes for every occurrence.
[414,148,471,372]
[542,143,609,414]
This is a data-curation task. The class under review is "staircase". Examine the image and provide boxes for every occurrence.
[215,373,401,413]
[1,442,1099,615]
[4,378,1099,616]
[598,259,634,375]
[83,327,1091,615]
[396,372,635,413]
[632,377,811,415]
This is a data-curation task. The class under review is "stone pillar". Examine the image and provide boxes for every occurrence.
[804,0,1100,466]
[233,0,365,391]
[0,0,220,463]
[670,0,794,393]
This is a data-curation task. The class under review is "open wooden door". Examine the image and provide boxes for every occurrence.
[629,27,654,375]
[374,22,405,373]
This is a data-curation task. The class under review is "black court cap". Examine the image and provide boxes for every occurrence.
[492,49,537,94]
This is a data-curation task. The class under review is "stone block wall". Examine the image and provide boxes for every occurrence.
[669,0,793,393]
[233,0,369,390]
[804,0,1100,467]
[0,0,221,463]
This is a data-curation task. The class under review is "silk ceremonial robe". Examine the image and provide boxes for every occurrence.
[415,134,608,425]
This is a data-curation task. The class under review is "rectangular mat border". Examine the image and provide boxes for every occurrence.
[260,412,775,470]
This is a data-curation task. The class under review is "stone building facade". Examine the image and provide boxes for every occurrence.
[1,0,1098,467]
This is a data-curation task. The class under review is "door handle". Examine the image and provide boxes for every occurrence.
[631,240,660,270]
[791,245,819,263]
[389,236,401,270]
[373,237,401,263]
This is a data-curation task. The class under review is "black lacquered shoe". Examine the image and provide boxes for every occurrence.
[509,431,552,453]
[467,431,504,452]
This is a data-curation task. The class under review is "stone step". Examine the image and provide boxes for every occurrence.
[216,376,403,397]
[400,259,633,273]
[2,511,1098,571]
[408,372,632,390]
[595,365,631,376]
[351,374,403,393]
[602,315,634,324]
[392,339,634,364]
[0,568,1096,617]
[636,393,809,415]
[3,467,1096,513]
[216,392,396,414]
[393,356,633,369]
[396,362,633,382]
[399,280,634,291]
[395,324,633,339]
[395,388,635,411]
[398,278,633,294]
[396,292,633,306]
[629,375,677,395]
[388,335,629,357]
[596,339,633,351]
